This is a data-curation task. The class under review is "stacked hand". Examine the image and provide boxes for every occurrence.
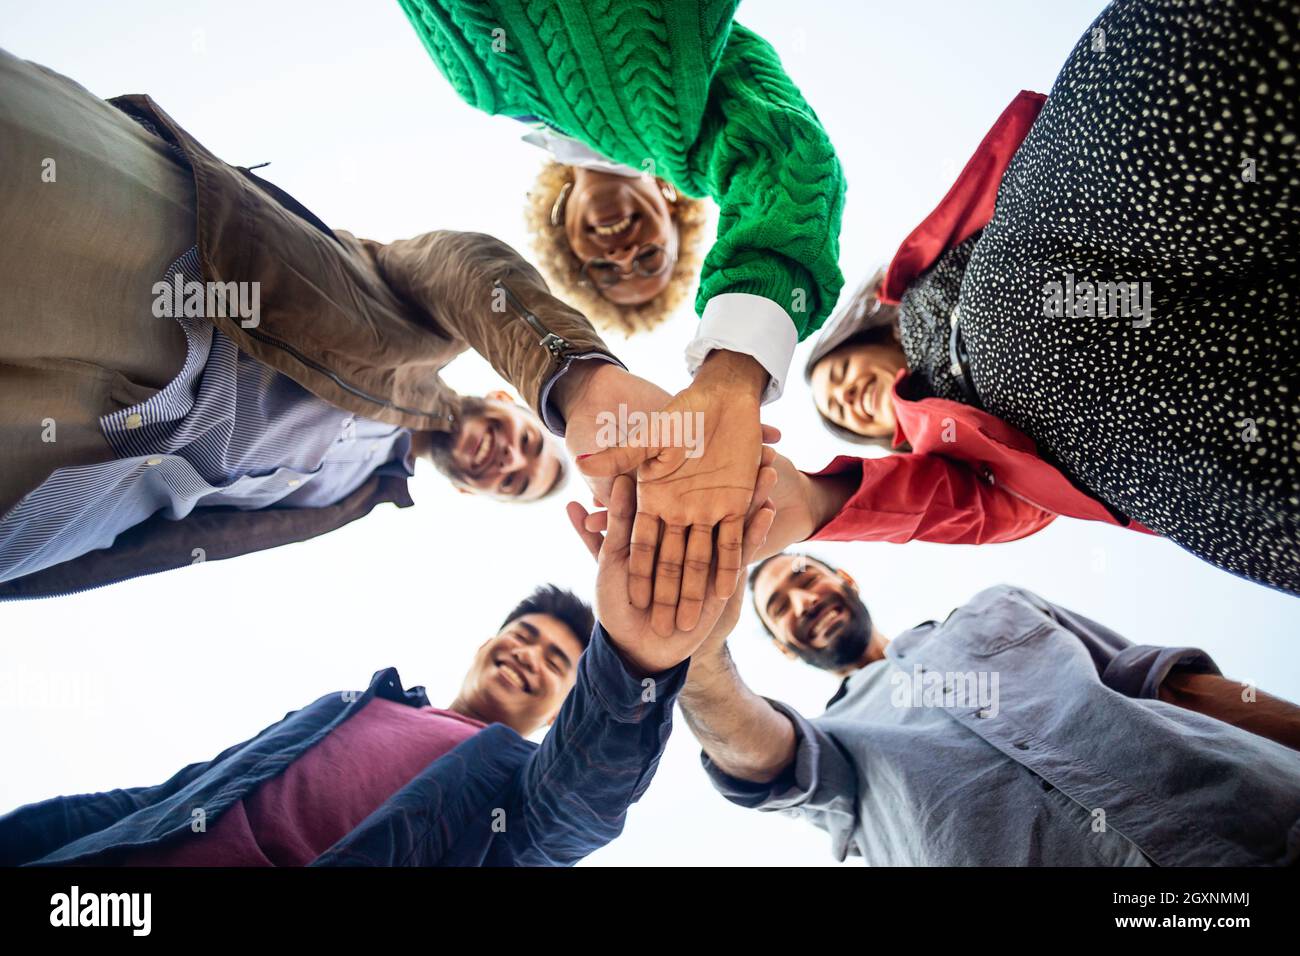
[568,472,776,677]
[573,351,769,636]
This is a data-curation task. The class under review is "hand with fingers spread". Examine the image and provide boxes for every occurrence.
[574,350,769,637]
[568,472,776,677]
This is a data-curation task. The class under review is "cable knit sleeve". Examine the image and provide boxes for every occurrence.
[685,23,846,340]
[396,2,846,340]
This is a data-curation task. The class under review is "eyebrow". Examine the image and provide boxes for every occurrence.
[516,621,539,640]
[517,428,551,498]
[765,566,811,617]
[546,644,573,671]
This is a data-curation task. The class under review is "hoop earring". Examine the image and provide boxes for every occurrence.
[660,182,677,203]
[551,181,573,228]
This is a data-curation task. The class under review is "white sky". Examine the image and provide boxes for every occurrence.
[2,0,1297,867]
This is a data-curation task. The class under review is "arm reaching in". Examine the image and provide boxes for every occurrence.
[676,604,799,785]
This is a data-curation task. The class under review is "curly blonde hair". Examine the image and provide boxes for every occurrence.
[524,161,710,336]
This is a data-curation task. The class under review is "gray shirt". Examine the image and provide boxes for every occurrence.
[705,585,1300,866]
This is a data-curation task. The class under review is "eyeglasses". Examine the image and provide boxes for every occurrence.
[580,244,671,289]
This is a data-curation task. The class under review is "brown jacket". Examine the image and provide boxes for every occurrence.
[0,94,613,600]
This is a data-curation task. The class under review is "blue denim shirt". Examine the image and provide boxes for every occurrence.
[706,586,1300,865]
[0,624,683,867]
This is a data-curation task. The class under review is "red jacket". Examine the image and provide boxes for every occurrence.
[811,91,1154,546]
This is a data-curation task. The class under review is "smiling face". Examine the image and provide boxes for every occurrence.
[562,167,678,306]
[456,612,586,735]
[751,554,876,672]
[438,394,564,501]
[811,339,909,439]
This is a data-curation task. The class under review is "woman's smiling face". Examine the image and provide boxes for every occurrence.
[811,338,909,438]
[562,167,678,305]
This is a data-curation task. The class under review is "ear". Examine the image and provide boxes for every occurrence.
[486,389,514,405]
[837,569,859,593]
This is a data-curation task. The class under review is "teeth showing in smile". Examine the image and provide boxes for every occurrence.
[592,215,633,237]
[804,603,840,647]
[498,661,527,691]
[472,429,493,471]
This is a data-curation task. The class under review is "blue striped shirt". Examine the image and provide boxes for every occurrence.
[0,247,413,585]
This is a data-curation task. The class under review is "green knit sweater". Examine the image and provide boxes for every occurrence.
[398,0,845,339]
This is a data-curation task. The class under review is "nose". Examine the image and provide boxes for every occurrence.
[835,377,864,421]
[789,587,817,620]
[497,438,526,473]
[605,240,643,267]
[510,646,539,675]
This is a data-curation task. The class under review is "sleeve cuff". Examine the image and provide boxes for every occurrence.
[585,622,688,722]
[684,293,797,404]
[1102,645,1222,699]
[700,698,816,810]
[539,352,626,437]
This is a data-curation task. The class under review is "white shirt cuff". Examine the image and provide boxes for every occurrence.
[684,293,798,404]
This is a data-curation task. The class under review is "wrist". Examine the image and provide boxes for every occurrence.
[695,350,768,402]
[553,359,624,422]
[683,644,733,698]
[602,629,662,682]
[808,470,857,534]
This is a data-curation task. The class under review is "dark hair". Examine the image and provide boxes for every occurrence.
[746,553,842,638]
[501,585,594,649]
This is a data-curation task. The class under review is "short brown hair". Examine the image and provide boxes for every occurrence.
[524,161,710,336]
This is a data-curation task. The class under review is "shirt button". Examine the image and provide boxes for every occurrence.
[124,413,144,430]
[145,457,163,466]
[287,478,301,488]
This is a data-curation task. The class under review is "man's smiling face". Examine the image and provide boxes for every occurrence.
[440,394,565,502]
[456,612,586,735]
[751,554,874,672]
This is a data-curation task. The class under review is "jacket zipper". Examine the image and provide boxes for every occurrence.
[242,281,573,417]
[495,281,573,359]
[978,466,1051,514]
[241,326,444,420]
